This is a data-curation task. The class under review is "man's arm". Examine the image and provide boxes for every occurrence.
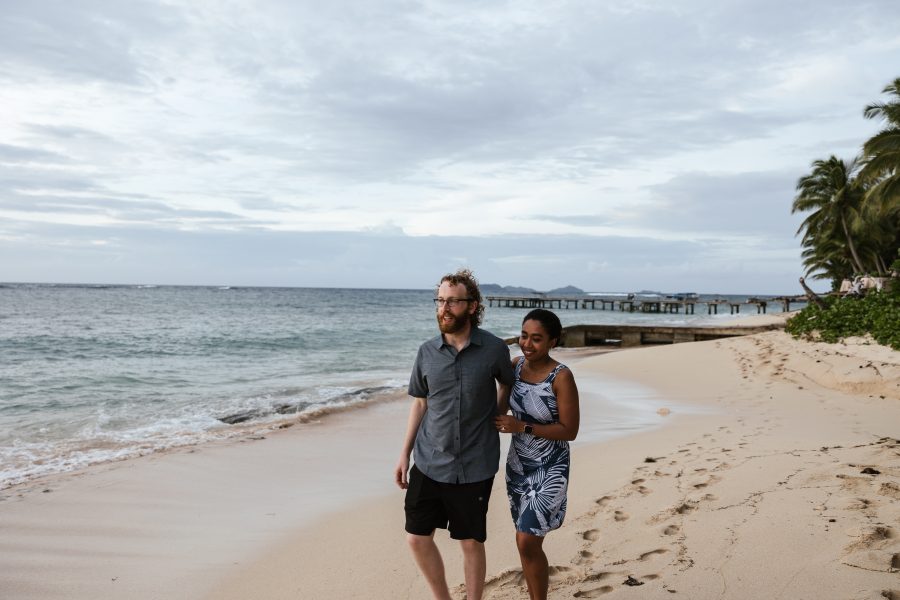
[496,381,511,415]
[394,397,427,489]
[497,355,521,414]
[495,349,516,416]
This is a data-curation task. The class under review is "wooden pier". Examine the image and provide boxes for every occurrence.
[486,295,808,314]
[556,323,784,348]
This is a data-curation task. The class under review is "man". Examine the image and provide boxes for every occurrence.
[395,268,514,600]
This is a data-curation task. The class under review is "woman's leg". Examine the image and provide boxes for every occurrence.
[515,531,548,600]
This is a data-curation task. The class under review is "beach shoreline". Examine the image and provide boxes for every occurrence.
[202,330,899,600]
[1,284,790,493]
[2,326,899,599]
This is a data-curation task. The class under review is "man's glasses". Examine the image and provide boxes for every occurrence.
[433,298,473,308]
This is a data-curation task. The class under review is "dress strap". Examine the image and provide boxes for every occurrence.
[516,359,566,383]
[546,363,567,383]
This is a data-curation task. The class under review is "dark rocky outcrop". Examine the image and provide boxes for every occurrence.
[216,385,394,425]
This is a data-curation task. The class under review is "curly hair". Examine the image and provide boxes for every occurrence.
[438,268,484,327]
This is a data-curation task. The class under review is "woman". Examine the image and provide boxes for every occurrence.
[495,308,580,600]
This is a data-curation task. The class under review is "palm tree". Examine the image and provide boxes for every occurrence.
[798,235,854,284]
[792,156,867,282]
[860,77,900,206]
[859,77,900,277]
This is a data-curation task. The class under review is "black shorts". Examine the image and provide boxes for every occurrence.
[404,464,494,543]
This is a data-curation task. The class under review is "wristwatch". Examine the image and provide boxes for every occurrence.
[523,423,534,435]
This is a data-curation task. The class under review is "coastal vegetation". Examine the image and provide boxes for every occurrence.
[791,77,900,287]
[785,281,900,350]
[788,76,900,349]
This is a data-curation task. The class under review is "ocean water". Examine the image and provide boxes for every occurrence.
[0,283,797,489]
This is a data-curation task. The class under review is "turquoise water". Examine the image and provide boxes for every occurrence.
[0,283,795,488]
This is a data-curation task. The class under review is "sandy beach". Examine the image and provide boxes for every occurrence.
[2,324,899,599]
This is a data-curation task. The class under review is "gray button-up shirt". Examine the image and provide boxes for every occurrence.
[408,327,514,484]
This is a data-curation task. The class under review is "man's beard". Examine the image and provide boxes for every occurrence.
[437,311,468,334]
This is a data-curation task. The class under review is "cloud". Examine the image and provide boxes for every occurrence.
[0,0,183,84]
[0,0,897,291]
[0,143,70,164]
[522,215,614,228]
[636,170,805,236]
[0,220,808,293]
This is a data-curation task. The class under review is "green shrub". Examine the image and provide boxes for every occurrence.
[786,289,900,350]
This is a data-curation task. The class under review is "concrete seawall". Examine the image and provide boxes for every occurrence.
[553,323,784,348]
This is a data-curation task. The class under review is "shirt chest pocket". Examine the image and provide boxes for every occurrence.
[422,359,458,397]
[458,357,494,395]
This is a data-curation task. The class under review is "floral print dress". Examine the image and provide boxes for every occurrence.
[505,360,570,536]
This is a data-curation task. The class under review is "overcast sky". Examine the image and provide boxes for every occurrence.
[2,0,899,293]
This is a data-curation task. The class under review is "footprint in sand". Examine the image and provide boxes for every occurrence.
[595,495,613,507]
[674,501,698,515]
[663,524,680,536]
[878,482,900,500]
[845,550,900,574]
[573,586,613,597]
[548,566,576,584]
[842,526,898,572]
[837,474,878,494]
[576,550,595,565]
[639,548,668,561]
[844,498,872,511]
[583,529,600,541]
[583,571,616,583]
[613,510,629,522]
[482,568,525,592]
[880,590,900,600]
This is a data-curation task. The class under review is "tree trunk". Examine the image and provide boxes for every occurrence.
[799,277,828,309]
[876,254,888,276]
[841,215,866,274]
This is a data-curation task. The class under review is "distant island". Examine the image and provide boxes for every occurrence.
[481,283,586,296]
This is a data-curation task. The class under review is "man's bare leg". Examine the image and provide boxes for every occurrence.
[408,533,453,600]
[459,538,487,600]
